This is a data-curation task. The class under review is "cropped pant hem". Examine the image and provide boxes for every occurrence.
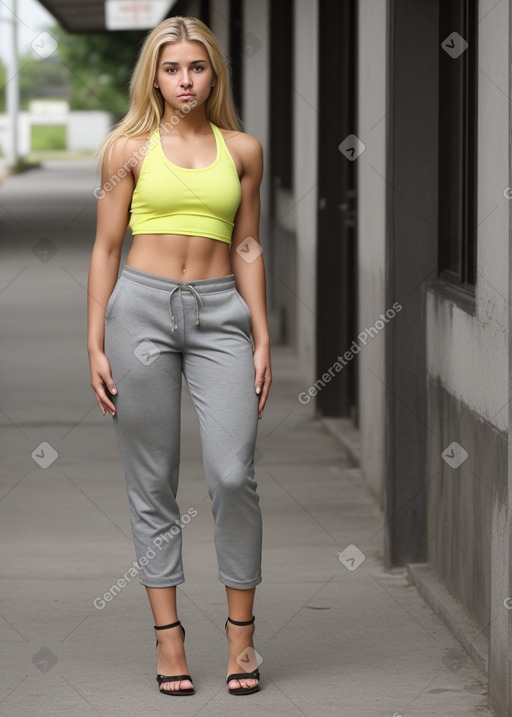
[139,575,185,588]
[219,573,262,590]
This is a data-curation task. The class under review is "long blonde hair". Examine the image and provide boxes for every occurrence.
[96,16,242,167]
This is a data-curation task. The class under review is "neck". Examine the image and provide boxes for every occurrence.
[160,104,211,136]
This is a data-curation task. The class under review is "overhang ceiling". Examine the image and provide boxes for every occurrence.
[38,1,107,32]
[37,0,183,33]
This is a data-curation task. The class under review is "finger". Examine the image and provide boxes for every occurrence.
[99,395,116,415]
[94,371,117,409]
[93,384,117,415]
[106,381,117,396]
[254,368,266,396]
[258,391,267,418]
[100,372,117,396]
[257,377,271,418]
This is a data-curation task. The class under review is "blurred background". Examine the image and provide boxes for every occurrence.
[0,0,152,167]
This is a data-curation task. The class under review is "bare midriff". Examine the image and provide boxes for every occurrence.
[126,233,232,281]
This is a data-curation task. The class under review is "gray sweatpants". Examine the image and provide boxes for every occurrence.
[104,265,262,589]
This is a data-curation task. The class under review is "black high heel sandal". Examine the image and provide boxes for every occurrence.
[154,620,195,696]
[224,615,260,695]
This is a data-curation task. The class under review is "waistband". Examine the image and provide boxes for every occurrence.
[120,265,237,331]
[120,264,237,294]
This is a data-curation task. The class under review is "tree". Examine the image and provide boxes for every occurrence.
[18,54,70,109]
[51,25,146,120]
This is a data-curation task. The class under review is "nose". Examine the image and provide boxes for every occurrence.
[179,71,192,87]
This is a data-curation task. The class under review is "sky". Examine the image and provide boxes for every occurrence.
[0,0,55,65]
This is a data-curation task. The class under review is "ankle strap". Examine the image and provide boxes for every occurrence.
[226,615,255,626]
[154,619,181,630]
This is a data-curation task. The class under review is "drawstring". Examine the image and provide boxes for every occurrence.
[168,285,179,332]
[189,285,203,326]
[168,283,204,332]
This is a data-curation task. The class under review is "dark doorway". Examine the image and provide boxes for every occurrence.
[316,0,358,422]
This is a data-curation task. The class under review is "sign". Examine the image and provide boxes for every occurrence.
[105,1,176,30]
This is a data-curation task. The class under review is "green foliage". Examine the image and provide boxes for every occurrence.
[0,25,146,121]
[31,124,66,150]
[51,25,146,120]
[18,55,70,109]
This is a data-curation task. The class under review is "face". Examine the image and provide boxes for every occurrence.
[155,40,215,113]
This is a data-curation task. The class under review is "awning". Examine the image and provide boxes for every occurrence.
[38,0,180,33]
[38,1,107,32]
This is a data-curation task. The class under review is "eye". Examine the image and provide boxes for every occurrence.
[193,65,204,71]
[166,67,177,74]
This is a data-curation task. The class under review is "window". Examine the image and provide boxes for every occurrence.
[438,0,477,286]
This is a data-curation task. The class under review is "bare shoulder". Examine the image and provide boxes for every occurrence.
[219,128,263,177]
[222,129,262,155]
[108,134,150,169]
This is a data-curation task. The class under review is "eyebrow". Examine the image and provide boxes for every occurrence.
[161,60,207,66]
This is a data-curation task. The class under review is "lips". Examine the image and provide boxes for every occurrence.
[178,93,195,98]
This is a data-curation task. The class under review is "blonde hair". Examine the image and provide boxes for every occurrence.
[96,16,242,167]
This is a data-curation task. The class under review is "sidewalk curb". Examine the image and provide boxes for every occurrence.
[319,417,489,681]
[321,417,361,466]
[407,563,489,677]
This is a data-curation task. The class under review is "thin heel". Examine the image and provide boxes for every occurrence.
[154,620,194,696]
[225,615,260,695]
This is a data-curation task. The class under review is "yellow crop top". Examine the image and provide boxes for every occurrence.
[129,121,242,244]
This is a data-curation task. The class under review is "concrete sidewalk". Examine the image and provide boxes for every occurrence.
[0,164,492,716]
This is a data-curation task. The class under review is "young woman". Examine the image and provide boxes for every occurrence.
[87,16,271,697]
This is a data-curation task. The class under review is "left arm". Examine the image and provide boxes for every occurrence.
[230,134,272,419]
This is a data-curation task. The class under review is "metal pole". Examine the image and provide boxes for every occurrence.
[6,0,19,167]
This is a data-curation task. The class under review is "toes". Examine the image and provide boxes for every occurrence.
[228,677,258,690]
[161,679,193,692]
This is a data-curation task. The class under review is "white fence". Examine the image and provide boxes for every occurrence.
[0,109,113,158]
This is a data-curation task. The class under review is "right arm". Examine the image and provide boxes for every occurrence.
[87,137,136,415]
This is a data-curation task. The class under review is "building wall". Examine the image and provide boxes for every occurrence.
[426,0,509,429]
[241,0,270,258]
[208,0,229,54]
[356,0,387,507]
[425,2,510,709]
[293,0,318,386]
[425,0,508,613]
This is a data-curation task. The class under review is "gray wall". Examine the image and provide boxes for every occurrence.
[356,0,387,507]
[384,0,439,565]
[293,0,319,385]
[424,2,510,713]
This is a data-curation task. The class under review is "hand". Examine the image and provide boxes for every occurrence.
[253,345,272,419]
[89,350,117,416]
